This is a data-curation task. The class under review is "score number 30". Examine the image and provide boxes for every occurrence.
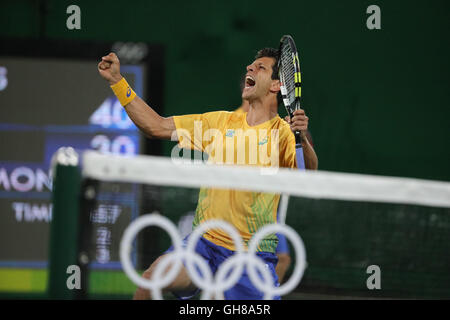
[89,97,137,156]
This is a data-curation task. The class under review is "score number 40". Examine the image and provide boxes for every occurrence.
[89,97,137,156]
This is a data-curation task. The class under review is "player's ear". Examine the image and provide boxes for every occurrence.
[270,79,281,94]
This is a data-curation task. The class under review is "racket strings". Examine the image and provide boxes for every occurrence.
[280,46,296,106]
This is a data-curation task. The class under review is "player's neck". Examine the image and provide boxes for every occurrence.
[246,99,278,126]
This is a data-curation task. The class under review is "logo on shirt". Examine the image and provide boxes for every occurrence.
[258,137,268,146]
[225,129,235,138]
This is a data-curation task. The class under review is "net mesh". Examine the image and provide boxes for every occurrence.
[75,152,450,299]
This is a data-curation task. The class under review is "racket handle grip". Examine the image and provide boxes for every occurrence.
[296,145,306,170]
[294,130,302,148]
[295,129,306,169]
[289,110,303,147]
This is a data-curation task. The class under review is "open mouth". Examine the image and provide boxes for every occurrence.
[245,75,256,89]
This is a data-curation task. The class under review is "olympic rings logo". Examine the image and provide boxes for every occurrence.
[120,213,307,300]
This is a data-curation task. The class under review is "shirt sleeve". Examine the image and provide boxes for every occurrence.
[173,111,228,151]
[279,129,298,169]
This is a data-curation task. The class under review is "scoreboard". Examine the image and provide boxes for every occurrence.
[0,40,163,293]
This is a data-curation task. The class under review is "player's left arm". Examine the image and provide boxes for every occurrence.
[286,109,318,170]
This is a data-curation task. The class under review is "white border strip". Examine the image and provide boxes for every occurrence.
[82,151,450,208]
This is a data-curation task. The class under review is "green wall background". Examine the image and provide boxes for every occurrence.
[1,0,449,181]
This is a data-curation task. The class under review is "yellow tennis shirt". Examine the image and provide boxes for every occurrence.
[173,110,297,252]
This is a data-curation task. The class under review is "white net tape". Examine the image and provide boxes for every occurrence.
[83,151,450,208]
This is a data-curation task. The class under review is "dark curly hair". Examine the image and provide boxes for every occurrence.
[255,47,282,105]
[255,47,280,80]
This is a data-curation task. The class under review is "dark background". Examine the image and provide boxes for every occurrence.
[1,0,449,181]
[0,0,449,300]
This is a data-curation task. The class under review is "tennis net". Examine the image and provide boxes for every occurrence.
[48,150,450,299]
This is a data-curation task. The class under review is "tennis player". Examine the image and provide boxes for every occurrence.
[237,93,317,283]
[98,48,314,299]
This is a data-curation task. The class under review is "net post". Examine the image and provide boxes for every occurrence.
[47,161,82,299]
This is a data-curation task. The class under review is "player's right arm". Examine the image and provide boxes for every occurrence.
[98,52,176,140]
[285,110,318,170]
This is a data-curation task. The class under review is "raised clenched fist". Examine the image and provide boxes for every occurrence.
[98,52,123,85]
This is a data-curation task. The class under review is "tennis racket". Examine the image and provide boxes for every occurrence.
[278,35,305,169]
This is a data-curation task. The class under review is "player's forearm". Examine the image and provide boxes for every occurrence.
[123,96,175,140]
[98,53,176,140]
[301,137,318,170]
